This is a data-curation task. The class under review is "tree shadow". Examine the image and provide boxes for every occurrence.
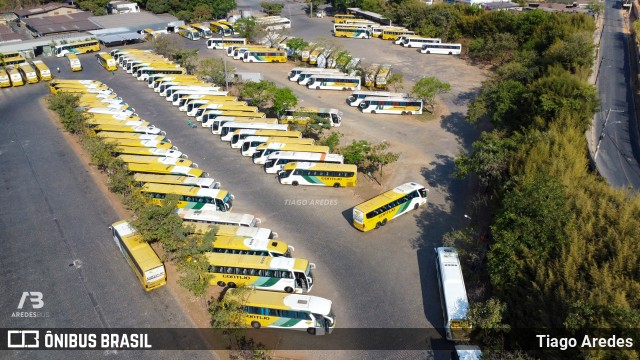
[440,111,477,149]
[451,89,481,107]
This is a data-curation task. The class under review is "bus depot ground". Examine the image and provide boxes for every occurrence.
[0,12,486,360]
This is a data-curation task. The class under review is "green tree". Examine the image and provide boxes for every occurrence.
[195,57,231,87]
[366,141,400,183]
[145,0,170,13]
[468,298,511,348]
[386,72,404,92]
[411,76,451,113]
[542,32,594,73]
[261,1,284,15]
[150,34,182,59]
[286,38,309,60]
[47,93,85,134]
[319,132,342,152]
[173,49,199,74]
[271,87,297,117]
[192,4,213,21]
[176,10,193,22]
[132,196,185,253]
[294,113,331,139]
[211,0,237,18]
[234,18,260,42]
[340,140,371,168]
[238,80,276,108]
[175,229,217,297]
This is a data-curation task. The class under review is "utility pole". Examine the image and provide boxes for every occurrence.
[221,32,229,91]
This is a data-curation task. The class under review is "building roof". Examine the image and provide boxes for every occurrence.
[14,3,77,17]
[0,23,13,35]
[89,12,176,29]
[23,12,99,35]
[0,33,22,43]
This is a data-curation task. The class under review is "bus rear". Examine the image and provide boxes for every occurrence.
[31,60,52,81]
[67,54,82,71]
[0,69,11,87]
[18,63,38,84]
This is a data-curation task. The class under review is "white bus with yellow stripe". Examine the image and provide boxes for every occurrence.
[183,223,278,240]
[126,163,203,177]
[231,129,304,148]
[118,154,194,167]
[225,289,335,335]
[86,118,150,128]
[141,183,234,212]
[91,124,166,135]
[358,96,423,115]
[252,144,330,165]
[102,138,175,150]
[278,162,357,187]
[210,236,293,257]
[177,208,260,227]
[205,253,314,293]
[239,136,314,156]
[264,152,344,174]
[95,131,167,142]
[115,146,182,158]
[133,173,219,189]
[352,182,428,231]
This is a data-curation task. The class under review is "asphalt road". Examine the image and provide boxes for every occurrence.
[0,65,216,359]
[594,0,640,189]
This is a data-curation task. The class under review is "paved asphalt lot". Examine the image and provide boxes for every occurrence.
[0,68,216,359]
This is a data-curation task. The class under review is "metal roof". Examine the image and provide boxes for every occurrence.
[89,12,176,29]
[23,12,99,35]
[14,3,77,17]
[97,32,144,44]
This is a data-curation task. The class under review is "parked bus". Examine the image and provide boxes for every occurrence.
[210,21,234,36]
[102,138,175,150]
[87,118,148,128]
[224,289,335,335]
[308,47,324,65]
[253,144,330,165]
[55,39,100,57]
[307,74,361,91]
[281,107,342,127]
[17,63,38,84]
[141,28,157,41]
[220,122,288,141]
[205,253,314,293]
[239,136,313,155]
[31,60,52,81]
[2,54,27,66]
[180,95,240,111]
[243,49,287,63]
[184,223,278,240]
[359,96,423,115]
[374,64,392,89]
[255,16,291,31]
[205,116,277,132]
[177,208,260,227]
[381,29,415,41]
[233,46,272,60]
[343,19,377,27]
[130,61,176,75]
[96,52,117,71]
[363,63,380,87]
[141,183,234,211]
[90,124,163,135]
[6,67,23,86]
[371,26,404,38]
[204,110,266,123]
[209,236,293,257]
[264,152,344,174]
[333,25,371,39]
[164,85,220,98]
[178,25,201,40]
[96,131,165,142]
[0,69,11,87]
[402,37,441,48]
[127,163,203,177]
[297,69,345,86]
[394,34,422,45]
[435,247,472,341]
[352,182,428,231]
[115,146,183,158]
[118,155,193,167]
[230,129,304,148]
[288,67,341,82]
[207,37,247,50]
[0,51,20,60]
[346,91,408,107]
[133,173,220,189]
[420,43,462,55]
[193,104,258,120]
[137,67,186,81]
[109,220,166,291]
[334,13,357,23]
[191,23,213,38]
[278,162,357,187]
[67,54,82,71]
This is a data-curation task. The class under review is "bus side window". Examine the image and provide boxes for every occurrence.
[250,269,258,276]
[265,270,275,277]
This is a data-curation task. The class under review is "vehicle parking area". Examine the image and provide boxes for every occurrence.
[1,6,486,358]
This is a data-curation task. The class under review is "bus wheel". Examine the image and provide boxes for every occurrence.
[316,86,320,90]
[448,52,453,55]
[401,111,407,115]
[371,110,376,114]
[228,282,237,288]
[307,328,316,335]
[285,286,294,293]
[251,321,261,329]
[375,222,381,229]
[414,204,419,210]
[333,183,340,188]
[381,219,387,226]
[427,51,431,54]
[292,181,299,186]
[217,281,226,287]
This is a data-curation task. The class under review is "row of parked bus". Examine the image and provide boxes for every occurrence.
[346,90,423,115]
[287,66,360,91]
[392,34,462,56]
[50,77,336,335]
[0,52,53,87]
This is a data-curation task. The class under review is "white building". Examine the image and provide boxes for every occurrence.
[107,1,140,14]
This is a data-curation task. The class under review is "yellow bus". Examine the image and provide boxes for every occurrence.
[435,247,472,341]
[109,220,166,291]
[333,25,371,39]
[191,23,213,38]
[230,129,305,147]
[95,131,166,142]
[127,163,203,177]
[224,288,335,335]
[209,235,293,257]
[210,21,234,36]
[381,29,415,40]
[205,253,314,293]
[242,49,287,63]
[178,25,201,41]
[17,63,38,84]
[239,135,312,156]
[133,173,220,189]
[118,154,193,167]
[278,162,357,187]
[141,28,157,41]
[7,67,24,86]
[352,182,428,231]
[0,51,20,60]
[2,55,27,66]
[67,54,82,71]
[90,123,164,135]
[96,52,117,71]
[185,223,278,240]
[252,143,330,165]
[101,138,175,150]
[177,208,260,228]
[87,117,150,128]
[334,13,357,23]
[0,68,11,87]
[115,146,182,158]
[55,39,100,57]
[31,60,52,81]
[375,64,392,89]
[281,107,342,127]
[141,183,234,211]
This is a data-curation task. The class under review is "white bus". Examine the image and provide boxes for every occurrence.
[207,37,247,50]
[253,144,330,165]
[256,16,291,31]
[394,34,422,45]
[359,96,423,115]
[220,123,289,141]
[133,173,220,189]
[169,89,228,104]
[435,247,471,342]
[184,223,278,240]
[281,108,342,127]
[307,75,361,91]
[346,91,408,107]
[277,162,357,187]
[288,67,342,82]
[263,152,344,174]
[402,37,441,48]
[297,69,344,86]
[177,208,261,227]
[239,136,312,154]
[160,83,215,97]
[420,43,462,55]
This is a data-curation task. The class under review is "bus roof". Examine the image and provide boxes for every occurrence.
[256,143,329,153]
[102,138,174,149]
[213,236,289,254]
[118,155,191,166]
[226,289,332,315]
[285,107,341,114]
[355,182,426,214]
[267,151,343,162]
[176,208,257,225]
[204,253,308,271]
[133,173,217,188]
[215,225,276,239]
[283,162,357,172]
[436,247,469,321]
[126,163,203,177]
[141,183,228,200]
[110,220,163,271]
[116,146,182,158]
[363,96,422,102]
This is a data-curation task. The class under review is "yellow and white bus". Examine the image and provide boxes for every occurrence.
[359,96,423,115]
[177,208,260,227]
[66,54,82,71]
[220,122,288,141]
[115,146,182,158]
[420,43,462,55]
[0,68,11,87]
[136,67,186,81]
[255,16,291,31]
[193,103,258,120]
[374,64,392,89]
[55,39,100,57]
[352,182,428,231]
[2,54,27,66]
[102,138,175,150]
[333,25,371,39]
[7,67,24,86]
[96,131,166,142]
[308,47,324,65]
[253,143,330,165]
[207,37,247,50]
[210,235,293,257]
[210,21,234,36]
[180,95,241,111]
[343,19,376,27]
[86,118,147,128]
[96,52,118,71]
[51,86,112,96]
[306,74,361,91]
[435,247,471,341]
[239,136,312,156]
[243,49,287,63]
[90,123,163,135]
[184,223,278,240]
[129,60,176,75]
[346,90,408,107]
[264,152,344,174]
[401,37,441,48]
[225,289,335,335]
[178,25,201,41]
[118,154,193,167]
[133,173,220,189]
[141,183,234,212]
[278,162,357,187]
[17,63,38,84]
[231,129,304,148]
[334,13,357,23]
[0,51,20,60]
[191,23,214,38]
[205,116,277,132]
[381,28,415,41]
[205,253,314,293]
[127,163,203,177]
[281,107,342,127]
[31,60,52,81]
[141,28,157,41]
[371,25,404,38]
[109,220,166,291]
[232,46,272,60]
